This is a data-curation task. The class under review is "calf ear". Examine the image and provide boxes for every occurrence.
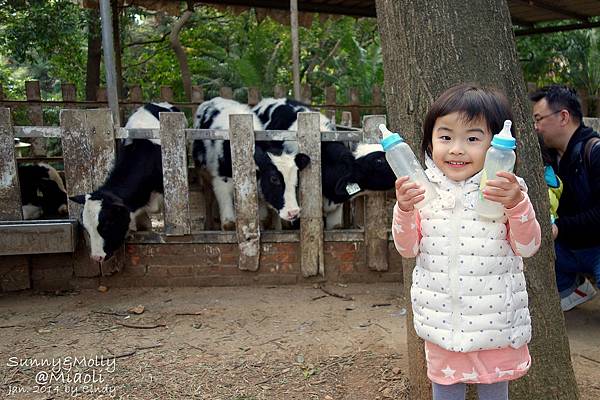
[294,153,311,170]
[253,146,269,169]
[69,194,87,204]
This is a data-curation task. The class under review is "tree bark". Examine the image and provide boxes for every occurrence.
[86,7,102,101]
[375,1,579,399]
[170,7,194,102]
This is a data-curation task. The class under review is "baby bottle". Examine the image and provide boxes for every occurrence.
[475,120,517,218]
[379,124,436,209]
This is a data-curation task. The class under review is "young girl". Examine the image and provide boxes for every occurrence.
[392,84,541,400]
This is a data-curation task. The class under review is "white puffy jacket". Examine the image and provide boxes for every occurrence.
[411,158,531,353]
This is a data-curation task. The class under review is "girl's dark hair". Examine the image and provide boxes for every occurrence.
[421,84,514,157]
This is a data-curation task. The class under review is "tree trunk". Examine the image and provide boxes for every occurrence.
[86,7,102,101]
[170,8,194,102]
[111,0,124,98]
[375,1,579,399]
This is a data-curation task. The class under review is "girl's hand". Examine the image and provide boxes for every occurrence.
[395,176,425,212]
[483,171,524,209]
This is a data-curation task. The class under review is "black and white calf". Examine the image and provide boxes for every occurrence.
[69,102,176,262]
[251,97,395,229]
[192,97,311,230]
[18,163,68,220]
[321,142,395,229]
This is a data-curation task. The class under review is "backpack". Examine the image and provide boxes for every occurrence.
[571,135,600,211]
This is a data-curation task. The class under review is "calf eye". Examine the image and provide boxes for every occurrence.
[269,176,281,185]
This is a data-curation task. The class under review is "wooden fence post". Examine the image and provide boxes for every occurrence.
[88,109,120,274]
[25,81,46,156]
[230,114,261,271]
[349,87,360,127]
[372,85,383,111]
[192,86,204,103]
[129,85,143,102]
[61,109,98,278]
[160,86,174,103]
[248,87,261,106]
[362,115,388,271]
[274,85,287,98]
[127,85,143,121]
[61,83,77,102]
[160,112,191,236]
[340,111,352,128]
[220,87,233,99]
[324,85,337,125]
[96,87,107,102]
[0,108,30,290]
[86,109,116,189]
[61,109,116,276]
[62,110,90,221]
[0,108,22,220]
[298,112,324,277]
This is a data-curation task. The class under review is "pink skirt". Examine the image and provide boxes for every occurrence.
[425,341,530,385]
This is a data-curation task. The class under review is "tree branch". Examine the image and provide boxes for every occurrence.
[123,44,170,68]
[126,31,170,48]
[170,3,194,101]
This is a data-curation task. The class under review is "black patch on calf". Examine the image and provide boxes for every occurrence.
[143,103,181,120]
[18,164,67,217]
[321,142,358,203]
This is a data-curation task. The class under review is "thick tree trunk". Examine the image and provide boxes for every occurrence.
[170,8,194,102]
[86,7,102,101]
[375,1,579,399]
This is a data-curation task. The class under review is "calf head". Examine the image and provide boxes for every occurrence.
[70,193,131,262]
[352,144,396,191]
[254,146,310,222]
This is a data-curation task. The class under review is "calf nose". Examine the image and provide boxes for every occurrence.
[91,255,104,263]
[287,208,300,220]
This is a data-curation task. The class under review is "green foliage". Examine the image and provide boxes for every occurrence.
[0,0,88,98]
[5,2,597,118]
[516,22,600,115]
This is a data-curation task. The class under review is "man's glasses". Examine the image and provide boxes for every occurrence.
[534,110,562,123]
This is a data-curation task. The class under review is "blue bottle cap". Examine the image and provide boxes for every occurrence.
[491,120,516,150]
[379,124,405,151]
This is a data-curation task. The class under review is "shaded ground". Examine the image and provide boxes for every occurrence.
[0,283,598,399]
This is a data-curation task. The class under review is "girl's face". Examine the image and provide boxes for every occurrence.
[430,112,492,182]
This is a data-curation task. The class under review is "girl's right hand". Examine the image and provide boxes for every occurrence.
[395,176,425,212]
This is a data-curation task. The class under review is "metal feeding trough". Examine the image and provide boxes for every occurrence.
[0,219,78,255]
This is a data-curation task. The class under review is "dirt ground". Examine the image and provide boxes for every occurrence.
[0,282,598,400]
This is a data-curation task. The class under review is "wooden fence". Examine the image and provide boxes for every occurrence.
[0,106,393,279]
[0,80,385,139]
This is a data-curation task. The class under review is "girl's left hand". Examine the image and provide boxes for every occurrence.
[483,171,524,209]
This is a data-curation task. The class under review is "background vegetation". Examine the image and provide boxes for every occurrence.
[0,1,597,115]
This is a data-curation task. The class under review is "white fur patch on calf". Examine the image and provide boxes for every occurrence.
[22,204,42,220]
[82,195,106,259]
[125,105,162,145]
[268,153,300,219]
[353,143,383,159]
[212,176,235,227]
